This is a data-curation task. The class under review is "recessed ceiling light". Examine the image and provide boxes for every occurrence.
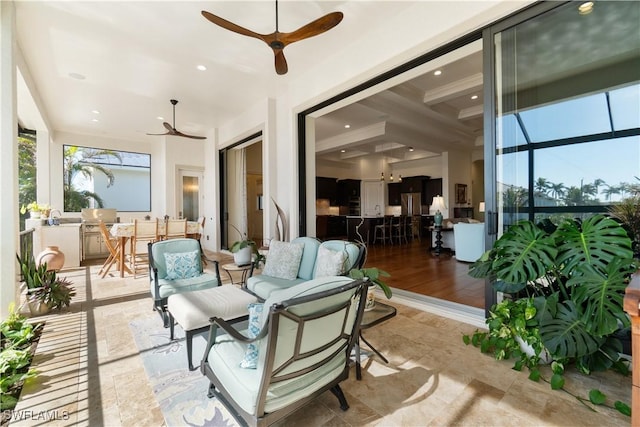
[340,149,346,153]
[196,65,207,71]
[344,124,351,129]
[157,116,164,121]
[433,70,442,76]
[578,1,594,15]
[471,95,478,100]
[408,147,414,152]
[69,72,85,80]
[91,110,100,114]
[91,118,99,122]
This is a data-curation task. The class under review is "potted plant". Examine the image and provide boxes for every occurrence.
[464,215,637,388]
[20,202,50,219]
[228,224,259,266]
[16,254,75,314]
[348,267,392,310]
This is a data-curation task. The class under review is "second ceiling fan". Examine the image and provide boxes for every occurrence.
[202,0,343,75]
[147,99,205,140]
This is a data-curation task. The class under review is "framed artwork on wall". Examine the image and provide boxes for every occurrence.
[455,183,467,204]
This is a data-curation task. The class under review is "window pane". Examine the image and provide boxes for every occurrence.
[520,94,611,142]
[610,83,640,131]
[534,136,640,205]
[63,145,151,212]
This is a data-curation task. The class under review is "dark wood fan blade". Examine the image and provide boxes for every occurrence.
[280,11,343,45]
[174,130,206,140]
[274,50,288,75]
[201,10,265,41]
[163,122,175,132]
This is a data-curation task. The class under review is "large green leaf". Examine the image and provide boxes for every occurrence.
[555,215,633,276]
[491,221,557,286]
[539,301,603,358]
[568,258,636,336]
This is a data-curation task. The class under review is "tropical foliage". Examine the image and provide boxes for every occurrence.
[463,214,636,415]
[63,146,122,212]
[0,303,41,411]
[504,177,640,208]
[18,132,37,229]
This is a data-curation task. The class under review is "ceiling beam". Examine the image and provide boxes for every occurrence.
[422,72,483,105]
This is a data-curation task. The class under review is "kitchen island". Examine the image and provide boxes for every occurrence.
[346,216,382,244]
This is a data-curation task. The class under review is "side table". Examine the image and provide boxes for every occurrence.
[430,225,453,256]
[354,300,397,380]
[221,263,252,286]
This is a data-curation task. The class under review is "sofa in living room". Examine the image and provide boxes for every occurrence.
[431,218,485,262]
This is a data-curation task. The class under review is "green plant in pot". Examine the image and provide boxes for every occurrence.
[228,224,260,266]
[17,254,75,313]
[348,267,392,310]
[464,215,636,401]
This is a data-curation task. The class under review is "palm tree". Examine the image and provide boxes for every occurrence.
[592,178,606,195]
[548,182,566,201]
[63,146,122,212]
[534,177,550,196]
[603,185,621,201]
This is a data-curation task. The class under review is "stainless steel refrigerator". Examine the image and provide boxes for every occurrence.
[401,193,421,216]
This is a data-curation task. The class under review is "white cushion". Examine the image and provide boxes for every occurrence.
[167,286,257,331]
[313,246,346,278]
[262,241,304,280]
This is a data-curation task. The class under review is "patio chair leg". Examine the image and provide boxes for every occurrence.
[207,382,216,398]
[330,385,349,411]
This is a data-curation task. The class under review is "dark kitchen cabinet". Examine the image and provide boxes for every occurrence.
[316,177,338,204]
[337,179,361,205]
[327,216,347,238]
[401,175,429,193]
[388,183,401,206]
[423,178,442,206]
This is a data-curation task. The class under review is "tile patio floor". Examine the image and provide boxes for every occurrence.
[9,255,632,426]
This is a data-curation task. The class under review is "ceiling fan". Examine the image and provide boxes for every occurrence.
[201,0,343,75]
[147,99,205,140]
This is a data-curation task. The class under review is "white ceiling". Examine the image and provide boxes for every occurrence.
[15,1,428,140]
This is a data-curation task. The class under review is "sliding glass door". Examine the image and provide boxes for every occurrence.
[488,1,640,234]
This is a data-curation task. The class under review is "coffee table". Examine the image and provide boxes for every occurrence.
[354,300,397,380]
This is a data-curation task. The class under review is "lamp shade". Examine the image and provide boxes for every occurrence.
[479,202,485,213]
[430,196,446,214]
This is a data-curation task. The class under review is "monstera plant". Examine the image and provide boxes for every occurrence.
[467,214,637,376]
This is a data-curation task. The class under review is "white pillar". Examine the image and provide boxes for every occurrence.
[0,1,19,319]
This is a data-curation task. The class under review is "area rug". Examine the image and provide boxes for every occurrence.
[129,316,240,427]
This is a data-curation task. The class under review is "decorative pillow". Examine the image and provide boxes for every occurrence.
[262,241,304,280]
[314,246,347,278]
[240,303,264,369]
[164,250,200,280]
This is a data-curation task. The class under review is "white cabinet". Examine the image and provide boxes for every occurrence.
[362,181,385,217]
[32,224,82,268]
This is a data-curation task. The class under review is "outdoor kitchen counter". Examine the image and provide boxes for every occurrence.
[26,220,82,268]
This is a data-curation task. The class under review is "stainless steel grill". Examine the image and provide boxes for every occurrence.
[81,209,118,260]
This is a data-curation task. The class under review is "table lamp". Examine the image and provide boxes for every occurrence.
[431,196,446,226]
[479,202,485,213]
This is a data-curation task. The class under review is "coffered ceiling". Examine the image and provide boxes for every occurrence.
[314,46,484,164]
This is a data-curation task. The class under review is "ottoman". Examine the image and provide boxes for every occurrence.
[167,285,258,370]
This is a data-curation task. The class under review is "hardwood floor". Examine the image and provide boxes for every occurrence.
[362,238,486,309]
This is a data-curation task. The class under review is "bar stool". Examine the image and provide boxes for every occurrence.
[373,215,393,245]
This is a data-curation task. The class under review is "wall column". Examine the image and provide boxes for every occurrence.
[0,1,19,319]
